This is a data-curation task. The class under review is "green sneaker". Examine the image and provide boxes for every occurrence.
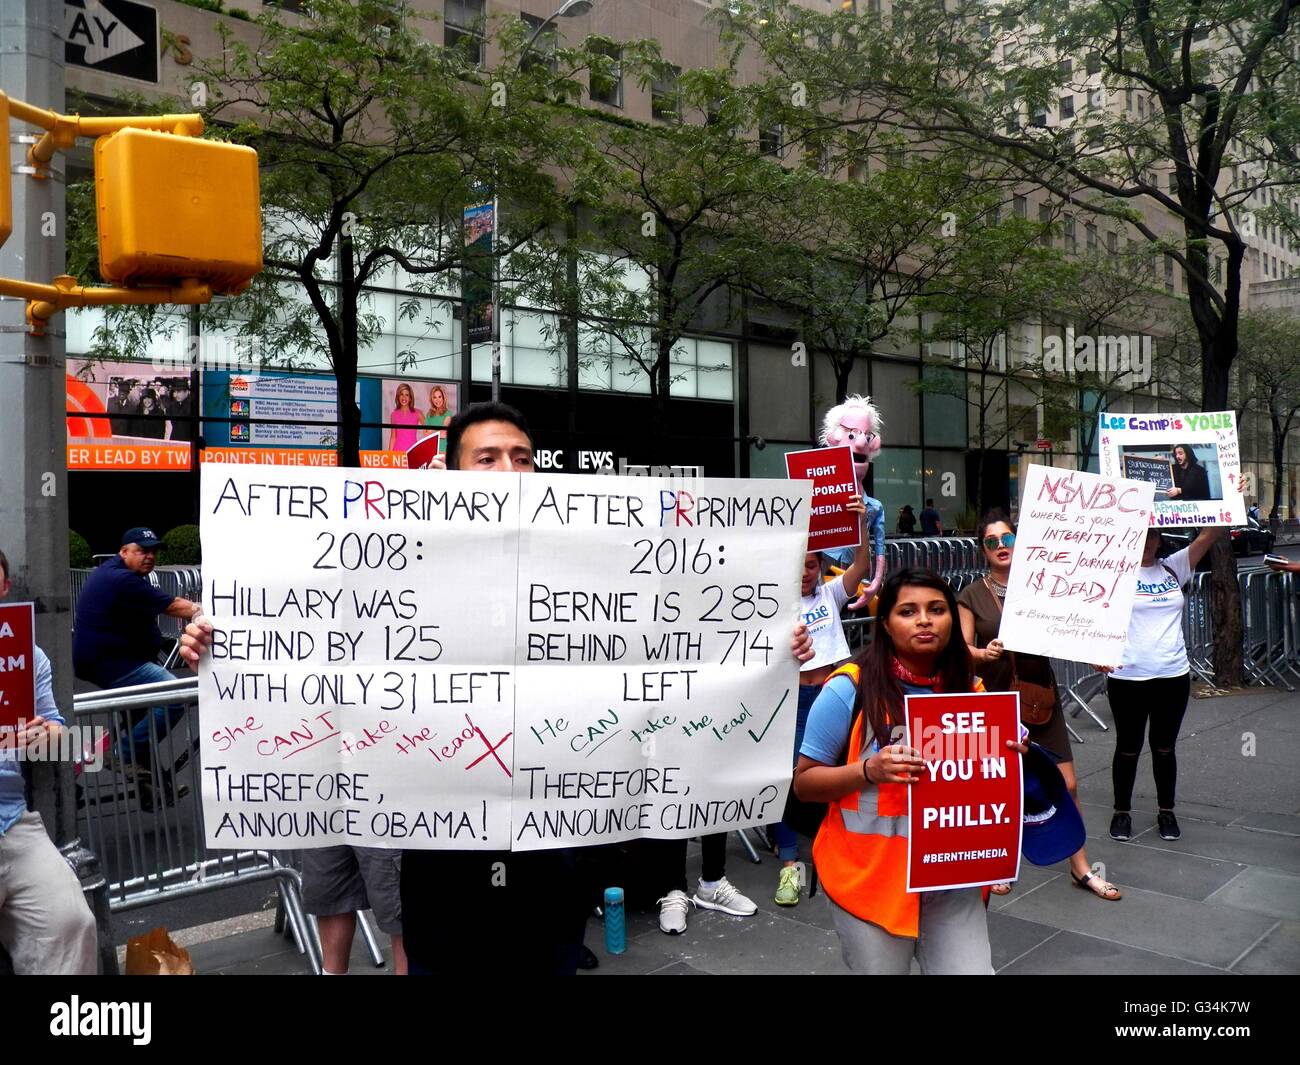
[775,865,801,907]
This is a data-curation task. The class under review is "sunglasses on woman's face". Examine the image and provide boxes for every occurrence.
[983,533,1016,551]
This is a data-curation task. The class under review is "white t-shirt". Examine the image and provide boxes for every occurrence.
[1113,547,1193,680]
[799,575,851,674]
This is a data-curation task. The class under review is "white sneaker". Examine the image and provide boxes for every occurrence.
[657,889,695,935]
[693,877,758,916]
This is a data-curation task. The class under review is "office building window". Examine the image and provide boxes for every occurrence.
[651,65,681,122]
[1107,230,1118,254]
[589,41,622,107]
[1086,51,1102,75]
[1086,222,1098,252]
[759,123,784,156]
[1064,217,1077,253]
[1014,194,1027,218]
[1039,203,1053,246]
[520,13,558,73]
[445,0,486,66]
[1059,95,1074,119]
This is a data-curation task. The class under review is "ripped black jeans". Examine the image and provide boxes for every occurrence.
[1106,673,1191,811]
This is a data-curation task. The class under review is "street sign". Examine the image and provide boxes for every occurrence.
[1034,438,1053,450]
[65,0,159,84]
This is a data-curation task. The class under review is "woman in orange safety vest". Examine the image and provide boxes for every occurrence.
[794,569,1026,974]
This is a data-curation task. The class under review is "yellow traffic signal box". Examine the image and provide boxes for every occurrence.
[95,128,261,293]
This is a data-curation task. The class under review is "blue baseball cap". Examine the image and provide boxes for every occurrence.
[122,527,163,550]
[1021,743,1086,866]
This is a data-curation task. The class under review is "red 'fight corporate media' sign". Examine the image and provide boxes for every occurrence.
[0,603,37,731]
[905,691,1023,892]
[784,445,860,553]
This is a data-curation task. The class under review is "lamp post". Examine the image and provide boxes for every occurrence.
[491,0,595,402]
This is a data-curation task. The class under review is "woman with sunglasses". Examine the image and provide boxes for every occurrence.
[957,510,1120,901]
[795,570,1026,974]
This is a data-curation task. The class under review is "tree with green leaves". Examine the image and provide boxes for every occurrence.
[71,0,578,465]
[743,150,997,405]
[915,214,1073,514]
[538,62,800,440]
[1235,308,1300,524]
[731,0,1300,684]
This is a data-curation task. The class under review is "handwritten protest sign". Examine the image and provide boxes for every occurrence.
[1098,411,1244,527]
[199,466,809,850]
[905,692,1022,891]
[0,603,36,731]
[784,446,860,552]
[1001,465,1153,664]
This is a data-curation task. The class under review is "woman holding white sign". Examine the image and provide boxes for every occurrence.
[958,511,1120,902]
[795,570,1026,974]
[1099,526,1225,843]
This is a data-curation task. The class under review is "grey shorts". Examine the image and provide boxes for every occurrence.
[300,846,402,934]
[828,889,992,975]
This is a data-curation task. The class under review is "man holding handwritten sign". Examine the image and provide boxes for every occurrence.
[905,692,1022,891]
[183,401,814,975]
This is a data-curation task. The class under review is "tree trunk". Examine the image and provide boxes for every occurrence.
[1198,326,1243,685]
[338,233,362,468]
[1272,414,1287,527]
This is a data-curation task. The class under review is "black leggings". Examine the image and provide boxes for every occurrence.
[1106,673,1191,812]
[646,834,728,894]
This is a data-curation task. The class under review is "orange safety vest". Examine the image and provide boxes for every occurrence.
[811,662,984,939]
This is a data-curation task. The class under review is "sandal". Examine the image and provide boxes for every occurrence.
[989,882,1013,896]
[1072,871,1122,901]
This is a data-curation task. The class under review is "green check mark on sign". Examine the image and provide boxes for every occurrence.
[746,689,790,744]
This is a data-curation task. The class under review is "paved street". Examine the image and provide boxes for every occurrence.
[156,680,1299,976]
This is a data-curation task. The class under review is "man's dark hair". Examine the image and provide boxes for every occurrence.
[925,498,935,507]
[0,547,8,583]
[446,401,533,469]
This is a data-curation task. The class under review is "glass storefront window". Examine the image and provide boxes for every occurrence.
[872,446,924,534]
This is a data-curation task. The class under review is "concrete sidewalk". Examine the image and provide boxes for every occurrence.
[169,683,1299,976]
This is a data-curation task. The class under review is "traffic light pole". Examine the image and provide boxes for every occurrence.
[0,0,114,974]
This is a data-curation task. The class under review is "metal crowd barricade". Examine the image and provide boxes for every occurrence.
[1239,570,1299,690]
[71,676,324,974]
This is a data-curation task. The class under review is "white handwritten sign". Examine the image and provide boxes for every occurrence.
[1098,411,1244,527]
[1001,465,1153,663]
[199,466,809,850]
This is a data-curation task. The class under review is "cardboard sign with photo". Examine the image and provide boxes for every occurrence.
[1098,411,1244,526]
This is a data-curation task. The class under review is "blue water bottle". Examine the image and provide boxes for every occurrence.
[604,887,626,955]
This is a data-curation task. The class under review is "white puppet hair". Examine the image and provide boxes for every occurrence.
[818,394,884,458]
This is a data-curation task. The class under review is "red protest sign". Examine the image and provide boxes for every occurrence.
[0,603,37,731]
[785,445,860,552]
[405,431,446,470]
[904,691,1022,892]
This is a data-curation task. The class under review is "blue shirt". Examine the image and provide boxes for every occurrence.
[73,557,174,687]
[800,673,936,765]
[1,645,65,836]
[920,507,942,536]
[822,494,886,567]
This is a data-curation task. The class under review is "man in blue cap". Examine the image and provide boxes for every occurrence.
[73,527,202,807]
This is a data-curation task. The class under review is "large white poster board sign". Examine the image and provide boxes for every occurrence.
[1098,411,1244,527]
[199,466,809,850]
[1001,465,1154,664]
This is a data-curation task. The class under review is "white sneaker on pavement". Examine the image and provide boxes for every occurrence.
[657,889,695,935]
[693,877,758,916]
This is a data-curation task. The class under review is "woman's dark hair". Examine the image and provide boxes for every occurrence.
[976,508,1015,543]
[1173,444,1201,468]
[848,569,971,748]
[446,401,533,469]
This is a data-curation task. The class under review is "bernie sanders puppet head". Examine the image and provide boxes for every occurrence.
[819,394,884,485]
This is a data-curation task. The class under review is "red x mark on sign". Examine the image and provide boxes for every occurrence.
[466,723,512,778]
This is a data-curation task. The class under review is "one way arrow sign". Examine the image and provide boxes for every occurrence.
[65,0,158,84]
